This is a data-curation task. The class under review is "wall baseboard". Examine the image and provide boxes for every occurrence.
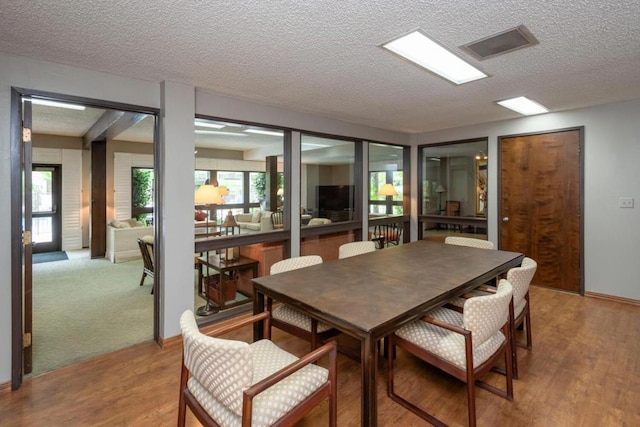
[0,380,11,395]
[585,291,640,307]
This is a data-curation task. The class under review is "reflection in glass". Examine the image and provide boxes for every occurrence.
[420,139,488,218]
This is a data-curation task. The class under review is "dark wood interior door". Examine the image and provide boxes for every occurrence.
[499,128,583,293]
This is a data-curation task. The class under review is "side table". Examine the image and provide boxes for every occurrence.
[197,254,259,310]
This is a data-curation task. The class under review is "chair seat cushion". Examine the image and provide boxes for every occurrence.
[272,305,333,333]
[188,339,328,427]
[396,307,505,370]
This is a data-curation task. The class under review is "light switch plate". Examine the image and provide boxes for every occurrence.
[619,197,634,208]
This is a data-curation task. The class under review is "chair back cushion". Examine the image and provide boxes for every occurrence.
[339,241,376,259]
[507,257,537,307]
[270,255,322,274]
[180,310,253,416]
[463,280,512,346]
[445,236,494,249]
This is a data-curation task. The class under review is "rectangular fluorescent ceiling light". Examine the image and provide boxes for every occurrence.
[244,129,283,137]
[194,119,225,129]
[497,96,549,115]
[382,30,487,85]
[195,130,247,136]
[25,98,85,110]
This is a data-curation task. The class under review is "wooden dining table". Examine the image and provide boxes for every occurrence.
[252,240,524,426]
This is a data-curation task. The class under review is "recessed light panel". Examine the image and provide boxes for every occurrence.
[382,30,488,85]
[497,96,549,115]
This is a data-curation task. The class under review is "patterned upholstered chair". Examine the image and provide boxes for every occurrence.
[338,241,376,259]
[447,257,537,378]
[387,280,514,427]
[178,310,338,427]
[267,256,338,351]
[505,257,537,376]
[444,236,494,249]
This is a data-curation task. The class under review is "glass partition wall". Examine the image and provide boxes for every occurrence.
[368,142,408,248]
[419,138,488,241]
[193,118,287,320]
[191,117,410,322]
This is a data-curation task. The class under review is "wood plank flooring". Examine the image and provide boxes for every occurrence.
[1,286,638,426]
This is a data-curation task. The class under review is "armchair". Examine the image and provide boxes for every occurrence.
[178,310,338,427]
[387,280,514,427]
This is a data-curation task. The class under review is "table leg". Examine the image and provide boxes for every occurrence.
[253,291,265,341]
[361,335,378,427]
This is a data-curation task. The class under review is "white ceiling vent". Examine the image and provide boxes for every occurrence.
[461,25,538,60]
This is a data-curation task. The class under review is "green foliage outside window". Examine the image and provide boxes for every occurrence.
[133,168,153,212]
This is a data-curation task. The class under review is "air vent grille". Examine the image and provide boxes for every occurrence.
[461,25,538,60]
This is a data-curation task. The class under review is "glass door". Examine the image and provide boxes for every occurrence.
[32,164,61,253]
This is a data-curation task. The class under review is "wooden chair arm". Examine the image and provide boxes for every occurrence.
[421,315,470,336]
[202,312,271,338]
[476,285,497,294]
[243,340,338,399]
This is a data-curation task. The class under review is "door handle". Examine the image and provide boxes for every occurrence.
[502,217,509,222]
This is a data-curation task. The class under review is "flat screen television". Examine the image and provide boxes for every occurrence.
[316,185,354,218]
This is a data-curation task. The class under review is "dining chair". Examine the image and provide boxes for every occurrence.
[505,257,537,376]
[445,200,462,231]
[338,241,376,259]
[268,256,338,351]
[447,257,537,379]
[387,280,514,427]
[372,223,403,248]
[136,235,154,294]
[444,236,494,249]
[178,310,338,427]
[270,211,284,229]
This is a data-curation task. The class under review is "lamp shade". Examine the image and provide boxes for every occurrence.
[217,185,229,196]
[194,184,224,205]
[378,183,398,197]
[222,210,238,227]
[276,188,284,196]
[435,185,446,193]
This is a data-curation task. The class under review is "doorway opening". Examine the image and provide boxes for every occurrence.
[11,88,160,387]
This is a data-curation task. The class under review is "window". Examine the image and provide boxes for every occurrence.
[301,135,355,223]
[132,167,154,223]
[194,118,285,232]
[369,143,404,215]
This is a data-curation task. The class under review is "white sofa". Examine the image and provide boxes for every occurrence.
[106,219,154,263]
[234,211,273,233]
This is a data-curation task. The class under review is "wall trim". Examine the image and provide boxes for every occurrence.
[585,291,640,307]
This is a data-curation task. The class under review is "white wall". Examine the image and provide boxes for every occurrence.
[2,50,638,387]
[415,99,640,300]
[0,52,160,385]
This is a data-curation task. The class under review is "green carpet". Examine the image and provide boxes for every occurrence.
[30,251,154,376]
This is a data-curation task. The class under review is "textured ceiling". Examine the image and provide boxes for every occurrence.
[3,0,640,133]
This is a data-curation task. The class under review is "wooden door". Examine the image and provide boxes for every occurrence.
[499,128,583,293]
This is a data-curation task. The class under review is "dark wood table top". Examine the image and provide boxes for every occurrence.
[253,240,523,338]
[197,254,258,272]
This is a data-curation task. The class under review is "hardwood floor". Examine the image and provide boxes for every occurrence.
[1,286,638,426]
